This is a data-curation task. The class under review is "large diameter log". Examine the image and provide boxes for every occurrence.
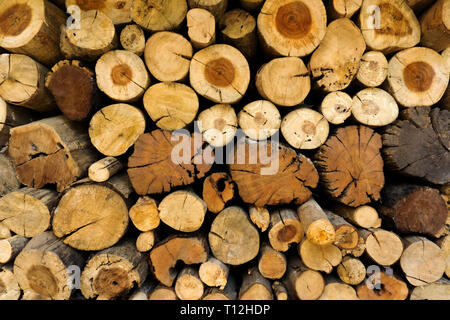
[283,256,324,300]
[202,172,234,214]
[175,266,204,300]
[120,24,145,56]
[327,0,362,19]
[360,228,403,266]
[297,198,335,246]
[357,272,409,300]
[187,0,227,20]
[0,0,65,66]
[65,0,132,24]
[197,104,237,147]
[219,9,257,58]
[0,153,20,197]
[268,208,304,252]
[0,265,21,300]
[238,100,281,141]
[0,235,29,264]
[356,51,389,88]
[0,99,36,147]
[131,0,188,32]
[187,8,216,49]
[239,268,273,300]
[299,239,342,274]
[420,0,450,52]
[8,116,101,191]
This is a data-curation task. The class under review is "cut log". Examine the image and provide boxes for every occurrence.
[420,0,450,52]
[187,8,216,49]
[314,125,385,207]
[258,243,287,280]
[239,267,273,300]
[143,82,199,131]
[0,187,58,237]
[271,281,288,300]
[45,60,98,121]
[175,266,204,300]
[149,234,209,287]
[357,272,409,300]
[202,172,234,214]
[144,32,193,82]
[351,88,399,126]
[336,257,366,286]
[52,175,131,251]
[0,100,35,147]
[0,54,56,112]
[406,0,436,13]
[158,189,207,232]
[257,0,327,57]
[209,206,259,265]
[88,157,123,183]
[249,206,270,232]
[341,236,366,258]
[320,91,353,125]
[95,50,150,103]
[136,231,156,252]
[0,235,29,264]
[387,47,449,107]
[65,0,132,24]
[281,108,329,150]
[80,240,148,300]
[238,100,281,141]
[129,196,160,232]
[199,256,229,289]
[0,153,20,197]
[131,0,188,32]
[219,9,257,58]
[324,210,360,250]
[127,129,214,195]
[255,57,310,107]
[13,231,84,300]
[356,51,389,88]
[0,264,21,300]
[187,0,228,19]
[400,236,446,286]
[359,228,403,266]
[358,0,421,53]
[8,116,100,191]
[379,184,448,238]
[129,279,157,300]
[436,235,450,278]
[190,44,250,104]
[120,24,145,56]
[309,18,366,92]
[327,0,362,19]
[148,285,178,300]
[299,239,342,274]
[0,0,65,66]
[318,277,359,300]
[0,222,11,239]
[202,276,237,300]
[239,0,264,12]
[197,103,237,147]
[297,198,335,246]
[89,104,146,157]
[441,48,450,110]
[268,208,304,252]
[410,279,450,300]
[60,10,118,62]
[331,204,381,229]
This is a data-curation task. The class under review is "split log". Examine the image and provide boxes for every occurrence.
[255,57,310,107]
[129,196,160,232]
[88,157,123,183]
[420,0,450,52]
[299,239,342,274]
[309,18,366,92]
[209,206,259,265]
[219,9,257,58]
[314,125,385,207]
[65,0,132,24]
[0,100,36,147]
[149,234,209,286]
[320,91,353,125]
[199,257,229,289]
[318,277,359,300]
[0,153,20,197]
[131,0,188,32]
[148,285,178,300]
[359,228,404,266]
[0,187,58,237]
[436,235,450,277]
[0,264,21,300]
[0,222,11,239]
[158,189,207,232]
[282,256,324,300]
[351,88,399,126]
[239,0,264,12]
[258,243,287,280]
[331,204,381,229]
[0,0,65,66]
[336,257,366,286]
[187,8,216,49]
[0,235,29,264]
[257,0,327,57]
[202,172,234,214]
[89,104,146,157]
[324,210,360,250]
[327,0,362,19]
[297,198,335,246]
[383,107,450,186]
[356,51,389,88]
[175,266,204,300]
[0,54,56,112]
[239,267,273,300]
[60,10,118,62]
[238,100,281,141]
[410,279,450,300]
[144,32,193,82]
[187,0,228,20]
[271,281,288,300]
[268,208,304,252]
[136,231,156,252]
[45,60,98,121]
[197,103,237,147]
[203,275,237,300]
[13,231,84,300]
[80,240,148,300]
[120,24,145,56]
[357,272,409,300]
[249,206,270,232]
[95,50,150,102]
[358,0,421,53]
[143,82,199,131]
[8,116,100,191]
[281,108,329,150]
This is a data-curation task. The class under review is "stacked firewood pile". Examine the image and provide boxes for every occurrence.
[0,0,449,300]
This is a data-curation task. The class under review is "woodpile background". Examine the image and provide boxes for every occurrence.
[0,0,449,301]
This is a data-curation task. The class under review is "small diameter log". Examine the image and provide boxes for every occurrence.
[299,239,342,274]
[249,206,270,232]
[324,210,360,250]
[149,234,209,287]
[14,231,84,300]
[198,104,237,147]
[0,235,29,264]
[336,257,366,286]
[240,0,264,12]
[420,0,450,52]
[0,99,36,147]
[318,277,359,300]
[0,187,58,237]
[0,153,20,197]
[309,18,366,92]
[239,268,273,300]
[272,282,288,300]
[88,157,123,183]
[143,82,199,131]
[281,108,329,150]
[187,8,216,49]
[65,0,132,24]
[331,203,381,229]
[320,91,353,125]
[327,0,362,19]
[96,50,150,102]
[60,10,118,62]
[202,172,234,214]
[190,44,250,104]
[0,222,11,239]
[209,207,259,266]
[258,243,287,280]
[387,47,449,107]
[257,0,327,57]
[120,24,145,56]
[351,88,399,126]
[175,266,204,300]
[136,231,156,252]
[436,235,450,277]
[410,279,450,300]
[0,0,65,66]
[219,9,257,58]
[256,57,310,107]
[144,32,193,82]
[314,125,385,207]
[148,285,178,300]
[80,240,148,300]
[341,236,366,258]
[187,0,228,20]
[203,276,237,300]
[238,100,281,141]
[129,279,157,300]
[356,51,389,88]
[357,272,409,300]
[0,265,21,300]
[400,236,446,286]
[129,196,160,232]
[89,104,146,157]
[199,257,229,289]
[45,60,98,121]
[131,0,187,32]
[358,0,420,53]
[283,256,325,300]
[297,198,335,246]
[359,228,403,266]
[268,208,304,252]
[158,190,207,232]
[0,54,56,112]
